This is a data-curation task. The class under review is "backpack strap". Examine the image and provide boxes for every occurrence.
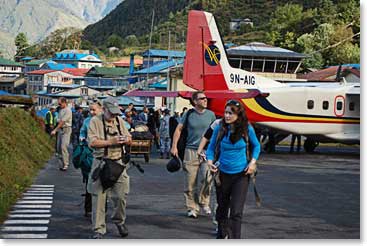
[102,114,108,157]
[243,124,261,207]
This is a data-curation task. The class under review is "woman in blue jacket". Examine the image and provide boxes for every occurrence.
[206,100,260,239]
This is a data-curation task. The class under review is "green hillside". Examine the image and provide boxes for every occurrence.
[82,0,360,68]
[0,108,54,223]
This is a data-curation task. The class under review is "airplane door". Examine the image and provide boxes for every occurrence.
[334,95,345,117]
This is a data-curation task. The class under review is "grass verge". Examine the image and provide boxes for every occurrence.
[0,108,54,223]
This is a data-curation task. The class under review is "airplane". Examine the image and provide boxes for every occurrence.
[125,10,360,152]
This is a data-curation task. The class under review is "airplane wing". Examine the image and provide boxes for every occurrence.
[123,89,266,99]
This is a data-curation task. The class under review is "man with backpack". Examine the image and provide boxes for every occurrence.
[170,91,216,219]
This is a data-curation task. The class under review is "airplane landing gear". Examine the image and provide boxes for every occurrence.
[304,138,319,153]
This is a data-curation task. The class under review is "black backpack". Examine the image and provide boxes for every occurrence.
[177,109,195,161]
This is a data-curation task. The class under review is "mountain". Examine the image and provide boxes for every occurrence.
[0,0,123,58]
[83,0,190,46]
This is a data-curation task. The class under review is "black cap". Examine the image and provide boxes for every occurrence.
[166,156,182,173]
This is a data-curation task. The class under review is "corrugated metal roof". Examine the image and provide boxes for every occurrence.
[227,42,306,59]
[25,59,50,66]
[134,59,184,74]
[142,49,185,58]
[148,78,167,89]
[0,57,24,67]
[54,52,100,61]
[45,62,76,70]
[87,67,129,77]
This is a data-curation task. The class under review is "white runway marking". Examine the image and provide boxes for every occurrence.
[1,227,48,232]
[9,214,51,218]
[1,184,54,239]
[1,233,48,239]
[17,200,53,204]
[14,205,52,208]
[22,196,53,200]
[11,210,50,213]
[4,220,50,225]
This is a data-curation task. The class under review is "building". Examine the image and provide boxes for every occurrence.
[52,50,102,69]
[24,59,50,73]
[0,57,24,77]
[298,65,360,83]
[26,70,74,94]
[36,85,101,108]
[230,18,253,31]
[113,57,143,68]
[141,49,185,69]
[227,42,307,81]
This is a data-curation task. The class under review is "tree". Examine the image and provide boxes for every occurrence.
[107,34,123,48]
[125,35,139,46]
[14,33,29,58]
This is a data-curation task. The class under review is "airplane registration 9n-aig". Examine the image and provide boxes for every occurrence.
[183,10,360,152]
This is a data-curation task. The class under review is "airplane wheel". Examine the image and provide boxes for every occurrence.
[304,139,319,153]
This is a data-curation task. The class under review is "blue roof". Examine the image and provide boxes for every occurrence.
[142,49,185,58]
[0,90,11,96]
[21,56,34,61]
[45,62,76,70]
[148,78,167,89]
[53,52,100,61]
[134,59,184,74]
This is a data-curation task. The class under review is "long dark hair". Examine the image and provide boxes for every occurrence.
[222,100,249,144]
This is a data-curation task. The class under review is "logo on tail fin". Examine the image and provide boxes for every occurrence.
[203,42,221,66]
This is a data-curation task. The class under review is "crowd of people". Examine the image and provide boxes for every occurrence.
[43,93,261,239]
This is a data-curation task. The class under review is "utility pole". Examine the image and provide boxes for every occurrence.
[146,9,155,88]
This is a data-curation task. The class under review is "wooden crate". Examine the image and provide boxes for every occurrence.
[130,140,151,154]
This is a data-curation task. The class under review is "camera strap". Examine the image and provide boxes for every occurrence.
[102,115,127,158]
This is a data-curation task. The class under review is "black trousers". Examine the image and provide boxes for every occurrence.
[215,171,250,239]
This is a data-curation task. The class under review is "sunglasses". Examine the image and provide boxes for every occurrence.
[197,97,207,101]
[226,100,240,107]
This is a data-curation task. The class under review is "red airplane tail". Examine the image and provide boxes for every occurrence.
[183,10,229,91]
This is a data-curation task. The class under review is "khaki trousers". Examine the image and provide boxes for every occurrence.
[183,148,212,213]
[88,159,130,235]
[60,127,71,168]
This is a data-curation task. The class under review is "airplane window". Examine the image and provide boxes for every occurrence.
[349,102,355,111]
[322,101,329,110]
[337,101,343,110]
[229,59,240,68]
[307,100,314,109]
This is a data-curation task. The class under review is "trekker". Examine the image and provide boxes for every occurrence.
[290,134,301,153]
[171,91,216,218]
[87,97,132,239]
[77,99,102,217]
[45,106,56,135]
[51,97,72,171]
[137,106,149,125]
[159,109,171,159]
[206,100,260,239]
[71,104,84,149]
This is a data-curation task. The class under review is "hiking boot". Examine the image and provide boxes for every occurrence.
[187,210,198,219]
[91,232,103,239]
[115,223,128,238]
[59,167,67,171]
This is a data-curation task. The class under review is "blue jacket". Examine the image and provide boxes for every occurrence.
[206,124,260,174]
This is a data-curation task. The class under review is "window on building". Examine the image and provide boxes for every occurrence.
[252,60,264,72]
[264,60,276,73]
[322,101,329,110]
[287,61,300,73]
[337,101,343,110]
[241,59,252,70]
[307,100,314,109]
[349,102,355,111]
[275,61,287,73]
[229,58,240,68]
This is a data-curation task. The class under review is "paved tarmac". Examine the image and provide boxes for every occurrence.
[1,145,360,239]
